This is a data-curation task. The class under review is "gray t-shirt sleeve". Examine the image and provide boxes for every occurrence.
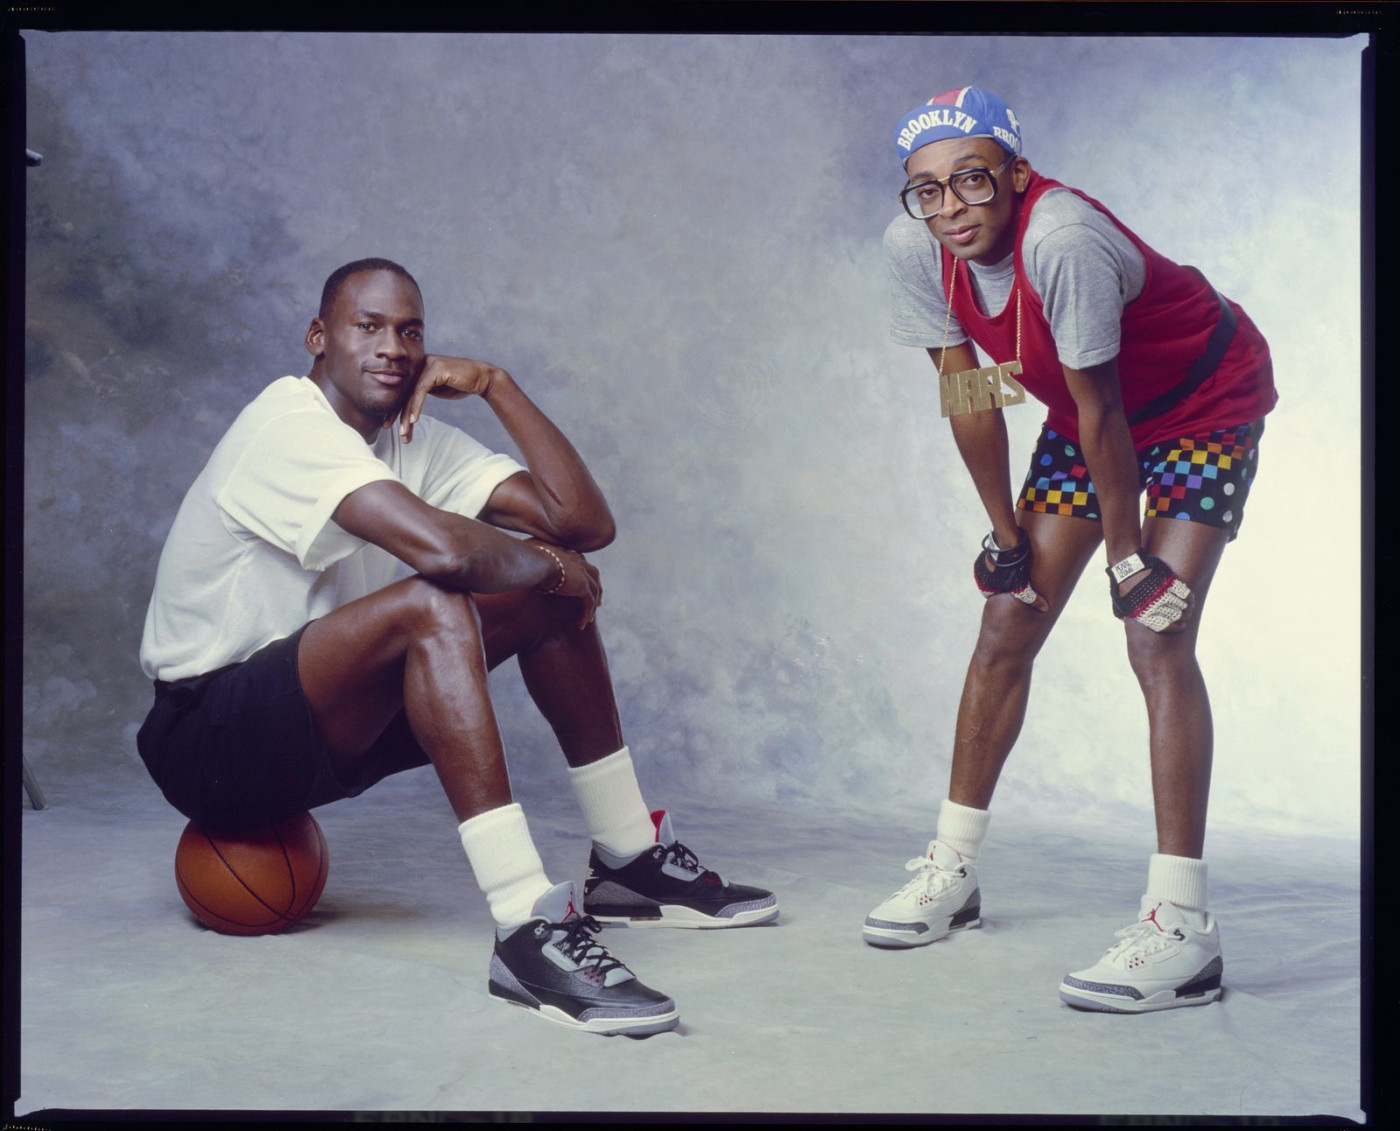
[1022,189,1147,370]
[884,214,969,348]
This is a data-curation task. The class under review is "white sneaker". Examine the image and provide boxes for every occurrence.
[1059,897,1223,1013]
[862,841,981,948]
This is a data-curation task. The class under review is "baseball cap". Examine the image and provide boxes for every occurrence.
[893,86,1022,164]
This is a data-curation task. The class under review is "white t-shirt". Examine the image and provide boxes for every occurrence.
[885,187,1148,370]
[140,376,525,681]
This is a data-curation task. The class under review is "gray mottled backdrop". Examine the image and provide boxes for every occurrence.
[23,32,1364,838]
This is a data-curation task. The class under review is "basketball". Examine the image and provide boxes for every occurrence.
[175,812,329,936]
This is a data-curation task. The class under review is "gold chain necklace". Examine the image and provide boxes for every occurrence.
[937,255,1027,418]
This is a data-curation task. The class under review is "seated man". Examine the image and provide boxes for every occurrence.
[866,88,1276,1012]
[138,257,777,1037]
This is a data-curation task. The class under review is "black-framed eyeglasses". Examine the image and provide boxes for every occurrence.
[900,155,1014,220]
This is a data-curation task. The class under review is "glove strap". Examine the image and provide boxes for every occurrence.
[1108,555,1187,622]
[1106,551,1148,586]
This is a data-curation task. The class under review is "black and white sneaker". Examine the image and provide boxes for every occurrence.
[488,880,679,1036]
[583,810,779,928]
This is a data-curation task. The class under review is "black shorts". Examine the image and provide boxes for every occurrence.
[137,625,428,828]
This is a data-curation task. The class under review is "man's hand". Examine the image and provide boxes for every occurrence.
[1107,552,1193,633]
[527,539,603,629]
[394,355,509,443]
[973,528,1050,611]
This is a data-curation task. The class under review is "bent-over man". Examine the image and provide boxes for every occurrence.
[865,88,1276,1013]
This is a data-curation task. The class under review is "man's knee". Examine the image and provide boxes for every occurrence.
[969,601,1046,679]
[395,576,485,645]
[1123,626,1198,692]
[477,586,583,669]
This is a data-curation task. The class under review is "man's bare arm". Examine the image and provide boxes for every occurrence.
[1062,357,1194,631]
[936,344,1021,549]
[332,480,602,626]
[1060,357,1142,564]
[397,356,615,552]
[928,345,1050,612]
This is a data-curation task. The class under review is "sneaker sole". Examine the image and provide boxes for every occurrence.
[589,903,780,929]
[1057,981,1222,1013]
[489,984,681,1036]
[862,915,980,949]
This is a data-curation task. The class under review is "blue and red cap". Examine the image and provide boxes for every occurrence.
[893,86,1022,165]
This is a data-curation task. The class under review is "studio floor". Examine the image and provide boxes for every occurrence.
[16,759,1364,1121]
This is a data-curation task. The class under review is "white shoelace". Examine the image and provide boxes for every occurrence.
[1101,919,1183,965]
[896,854,962,898]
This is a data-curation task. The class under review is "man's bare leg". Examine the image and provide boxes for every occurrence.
[1127,517,1231,860]
[863,511,1105,948]
[296,576,577,929]
[947,510,1106,809]
[298,575,516,822]
[295,575,680,1034]
[474,588,625,768]
[476,588,659,858]
[1059,519,1231,1013]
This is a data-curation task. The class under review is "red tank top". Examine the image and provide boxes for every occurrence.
[941,173,1277,447]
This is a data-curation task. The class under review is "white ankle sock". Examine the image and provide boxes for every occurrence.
[1146,852,1209,912]
[936,799,991,861]
[457,803,552,927]
[566,746,656,857]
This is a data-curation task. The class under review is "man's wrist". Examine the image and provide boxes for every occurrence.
[989,521,1021,552]
[1102,524,1143,569]
[530,541,568,594]
[480,367,516,403]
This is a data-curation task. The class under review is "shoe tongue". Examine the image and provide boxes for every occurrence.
[652,809,675,846]
[532,880,583,924]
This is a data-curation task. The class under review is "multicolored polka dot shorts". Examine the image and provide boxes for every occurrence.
[1018,420,1263,541]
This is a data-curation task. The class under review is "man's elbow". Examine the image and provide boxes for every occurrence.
[1070,380,1126,429]
[412,543,476,589]
[1066,361,1124,421]
[1075,393,1125,426]
[558,513,617,553]
[406,523,495,591]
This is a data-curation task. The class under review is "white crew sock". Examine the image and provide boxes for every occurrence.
[1146,852,1209,912]
[566,746,656,857]
[936,798,992,861]
[457,803,552,927]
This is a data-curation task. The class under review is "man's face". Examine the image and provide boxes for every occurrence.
[307,269,426,439]
[904,136,1029,267]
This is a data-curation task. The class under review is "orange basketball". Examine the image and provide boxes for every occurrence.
[175,812,329,936]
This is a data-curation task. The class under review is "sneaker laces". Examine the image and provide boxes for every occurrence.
[895,853,963,898]
[1100,918,1183,965]
[664,840,723,886]
[551,914,628,979]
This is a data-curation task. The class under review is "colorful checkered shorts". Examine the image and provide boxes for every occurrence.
[1017,420,1263,540]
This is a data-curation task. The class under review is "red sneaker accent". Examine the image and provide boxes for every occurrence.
[650,809,666,840]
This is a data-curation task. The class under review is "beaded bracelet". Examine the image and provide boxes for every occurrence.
[533,543,568,595]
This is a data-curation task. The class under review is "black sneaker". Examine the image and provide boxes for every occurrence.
[583,810,779,928]
[488,881,679,1036]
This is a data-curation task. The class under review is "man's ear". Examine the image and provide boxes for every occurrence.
[305,317,326,359]
[1012,157,1032,194]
